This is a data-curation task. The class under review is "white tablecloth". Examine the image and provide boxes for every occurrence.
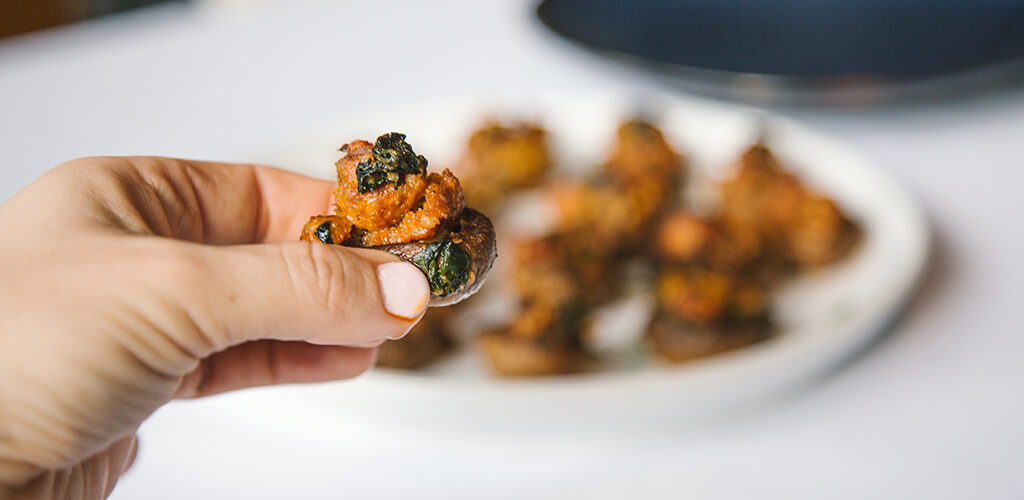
[1,1,1022,498]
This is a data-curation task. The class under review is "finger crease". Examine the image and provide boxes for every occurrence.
[179,163,208,243]
[250,166,269,243]
[193,355,217,398]
[265,343,281,386]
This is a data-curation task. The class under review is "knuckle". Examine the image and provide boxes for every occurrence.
[282,242,367,320]
[146,242,211,289]
[140,243,233,350]
[49,156,130,182]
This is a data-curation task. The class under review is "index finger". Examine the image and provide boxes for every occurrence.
[133,157,336,244]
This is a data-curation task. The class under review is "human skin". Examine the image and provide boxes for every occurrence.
[0,157,430,499]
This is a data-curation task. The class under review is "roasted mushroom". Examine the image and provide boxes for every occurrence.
[648,316,770,363]
[544,119,685,258]
[374,208,496,306]
[478,299,586,376]
[605,119,683,186]
[478,333,582,376]
[457,122,552,211]
[300,132,497,306]
[720,143,860,271]
[648,266,773,362]
[779,194,861,266]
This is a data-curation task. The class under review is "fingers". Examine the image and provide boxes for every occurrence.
[94,157,336,244]
[173,341,377,399]
[177,160,337,244]
[164,241,429,355]
[122,437,138,475]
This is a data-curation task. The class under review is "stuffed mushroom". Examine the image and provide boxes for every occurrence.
[457,121,553,211]
[648,266,773,362]
[300,132,497,306]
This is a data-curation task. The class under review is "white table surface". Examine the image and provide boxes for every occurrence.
[2,1,1023,498]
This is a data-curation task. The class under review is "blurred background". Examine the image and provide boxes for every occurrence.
[0,0,183,38]
[1,1,1023,499]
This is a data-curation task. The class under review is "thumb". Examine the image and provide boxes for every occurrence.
[168,241,430,356]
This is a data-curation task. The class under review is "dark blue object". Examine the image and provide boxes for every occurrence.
[537,0,1024,77]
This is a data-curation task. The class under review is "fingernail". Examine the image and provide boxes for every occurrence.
[376,262,429,321]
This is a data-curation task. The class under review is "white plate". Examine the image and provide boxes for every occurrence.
[257,93,929,435]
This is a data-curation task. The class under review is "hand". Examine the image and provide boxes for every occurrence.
[0,157,430,499]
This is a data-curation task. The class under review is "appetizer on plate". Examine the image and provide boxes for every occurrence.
[301,119,861,377]
[457,122,552,212]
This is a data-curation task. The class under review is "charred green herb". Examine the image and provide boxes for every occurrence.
[412,239,471,297]
[355,132,427,193]
[314,220,334,244]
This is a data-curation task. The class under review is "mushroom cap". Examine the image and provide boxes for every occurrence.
[375,208,497,306]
